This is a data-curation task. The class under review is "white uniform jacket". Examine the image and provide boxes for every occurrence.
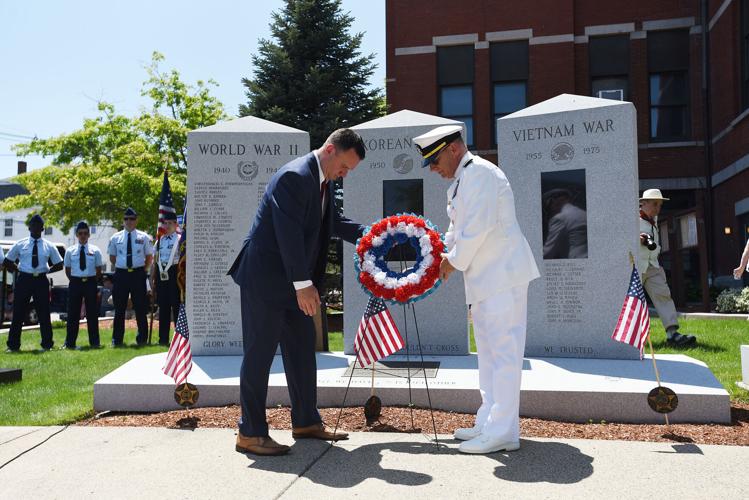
[444,152,540,304]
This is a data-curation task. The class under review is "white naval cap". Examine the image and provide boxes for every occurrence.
[413,125,463,167]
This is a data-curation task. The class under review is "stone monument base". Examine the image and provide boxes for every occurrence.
[737,345,749,391]
[94,352,730,424]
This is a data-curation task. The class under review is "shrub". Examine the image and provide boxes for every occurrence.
[716,288,749,313]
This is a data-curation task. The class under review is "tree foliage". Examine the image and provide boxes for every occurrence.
[6,52,227,234]
[239,0,384,147]
[240,1,385,307]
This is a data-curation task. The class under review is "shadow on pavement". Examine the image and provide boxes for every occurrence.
[244,438,594,487]
[491,439,594,483]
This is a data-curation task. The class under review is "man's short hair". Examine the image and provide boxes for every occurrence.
[326,128,366,160]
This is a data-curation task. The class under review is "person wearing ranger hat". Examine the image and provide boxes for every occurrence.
[107,207,154,346]
[414,124,540,454]
[639,189,696,346]
[63,221,104,350]
[151,211,180,346]
[4,214,63,353]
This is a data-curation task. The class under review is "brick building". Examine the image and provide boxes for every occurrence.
[385,0,749,309]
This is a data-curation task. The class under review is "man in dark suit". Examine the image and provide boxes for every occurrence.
[229,128,365,456]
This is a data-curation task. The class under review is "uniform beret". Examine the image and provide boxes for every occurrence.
[124,207,137,217]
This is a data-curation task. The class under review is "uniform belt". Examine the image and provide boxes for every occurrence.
[116,267,145,273]
[71,276,96,282]
[19,271,47,278]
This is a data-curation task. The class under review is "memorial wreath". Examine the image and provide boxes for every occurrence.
[355,214,445,304]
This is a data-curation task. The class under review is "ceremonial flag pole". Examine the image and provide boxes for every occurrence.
[611,252,675,425]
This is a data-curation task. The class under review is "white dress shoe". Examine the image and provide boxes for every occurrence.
[458,434,520,454]
[454,426,483,441]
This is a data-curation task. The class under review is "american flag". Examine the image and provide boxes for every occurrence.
[354,297,404,368]
[611,265,651,357]
[162,304,193,385]
[157,169,176,238]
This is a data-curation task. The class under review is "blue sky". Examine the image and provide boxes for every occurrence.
[0,0,385,179]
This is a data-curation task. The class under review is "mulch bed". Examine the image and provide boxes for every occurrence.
[79,403,749,446]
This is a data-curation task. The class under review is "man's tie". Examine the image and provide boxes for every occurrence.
[31,239,38,268]
[80,245,86,271]
[320,180,328,215]
[126,232,133,269]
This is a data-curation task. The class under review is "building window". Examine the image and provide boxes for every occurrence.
[438,45,474,146]
[742,0,749,109]
[4,218,12,238]
[44,227,53,235]
[91,225,97,234]
[490,40,528,144]
[647,30,690,141]
[589,36,629,101]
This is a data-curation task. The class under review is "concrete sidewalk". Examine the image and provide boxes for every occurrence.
[1,426,748,499]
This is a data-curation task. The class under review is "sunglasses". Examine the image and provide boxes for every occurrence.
[123,217,136,221]
[428,148,446,166]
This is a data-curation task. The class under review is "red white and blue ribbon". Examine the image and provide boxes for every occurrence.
[355,214,445,304]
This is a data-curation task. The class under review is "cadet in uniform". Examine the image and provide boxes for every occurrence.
[63,221,103,349]
[108,208,154,346]
[414,125,539,454]
[4,214,63,352]
[151,212,180,346]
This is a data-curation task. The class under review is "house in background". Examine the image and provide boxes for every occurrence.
[0,174,118,287]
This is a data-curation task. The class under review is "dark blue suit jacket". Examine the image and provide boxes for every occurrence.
[228,152,362,306]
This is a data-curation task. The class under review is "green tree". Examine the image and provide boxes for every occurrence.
[6,52,227,234]
[240,1,384,307]
[239,0,384,147]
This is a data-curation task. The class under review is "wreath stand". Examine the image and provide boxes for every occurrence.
[332,249,441,448]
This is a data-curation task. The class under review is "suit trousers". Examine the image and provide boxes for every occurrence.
[641,266,679,331]
[65,277,100,347]
[6,274,54,350]
[112,267,148,345]
[156,267,180,345]
[471,283,529,441]
[238,286,321,437]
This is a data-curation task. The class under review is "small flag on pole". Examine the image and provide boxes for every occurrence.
[157,169,177,239]
[611,265,651,357]
[162,304,193,385]
[355,297,404,367]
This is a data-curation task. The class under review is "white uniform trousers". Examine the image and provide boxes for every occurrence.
[472,283,529,441]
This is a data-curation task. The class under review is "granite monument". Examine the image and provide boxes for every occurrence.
[186,116,309,355]
[499,94,639,359]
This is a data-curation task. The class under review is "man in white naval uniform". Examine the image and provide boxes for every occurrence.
[414,125,540,454]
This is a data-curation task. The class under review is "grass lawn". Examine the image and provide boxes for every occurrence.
[0,326,167,426]
[1,316,747,426]
[330,316,749,403]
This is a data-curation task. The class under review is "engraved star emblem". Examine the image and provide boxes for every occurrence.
[647,386,678,414]
[174,383,199,407]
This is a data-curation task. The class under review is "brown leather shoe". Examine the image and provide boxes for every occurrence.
[292,423,349,441]
[235,432,290,456]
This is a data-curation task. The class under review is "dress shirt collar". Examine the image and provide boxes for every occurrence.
[313,151,325,188]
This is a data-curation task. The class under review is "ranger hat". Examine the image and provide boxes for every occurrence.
[413,125,463,167]
[639,189,670,201]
